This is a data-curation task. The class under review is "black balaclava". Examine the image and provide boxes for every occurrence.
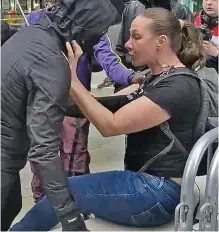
[44,0,125,51]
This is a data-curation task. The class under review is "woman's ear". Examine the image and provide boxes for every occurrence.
[156,35,167,50]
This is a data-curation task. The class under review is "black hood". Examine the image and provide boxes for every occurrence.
[45,0,124,47]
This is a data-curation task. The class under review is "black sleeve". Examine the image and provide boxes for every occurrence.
[66,95,131,117]
[27,55,76,217]
[144,75,200,118]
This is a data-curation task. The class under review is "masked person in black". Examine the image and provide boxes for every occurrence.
[1,0,124,231]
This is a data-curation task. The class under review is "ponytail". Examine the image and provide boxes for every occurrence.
[142,8,205,70]
[177,20,206,70]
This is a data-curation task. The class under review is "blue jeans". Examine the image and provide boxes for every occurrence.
[11,171,181,231]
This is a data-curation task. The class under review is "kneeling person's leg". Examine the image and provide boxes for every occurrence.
[1,171,22,231]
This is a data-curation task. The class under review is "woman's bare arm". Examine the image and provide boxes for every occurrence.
[69,77,169,137]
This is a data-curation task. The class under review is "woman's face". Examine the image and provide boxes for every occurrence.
[125,16,160,67]
[203,0,218,17]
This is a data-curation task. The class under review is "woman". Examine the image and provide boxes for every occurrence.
[114,0,192,92]
[11,8,204,231]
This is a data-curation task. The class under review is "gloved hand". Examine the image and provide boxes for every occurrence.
[129,69,150,84]
[60,210,89,231]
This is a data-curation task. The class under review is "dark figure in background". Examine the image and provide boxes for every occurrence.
[1,21,17,46]
[1,0,124,231]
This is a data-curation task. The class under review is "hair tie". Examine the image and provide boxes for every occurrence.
[178,19,184,29]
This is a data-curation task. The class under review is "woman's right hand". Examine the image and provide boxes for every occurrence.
[65,41,83,79]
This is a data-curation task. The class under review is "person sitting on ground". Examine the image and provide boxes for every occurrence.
[11,7,204,231]
[193,0,218,72]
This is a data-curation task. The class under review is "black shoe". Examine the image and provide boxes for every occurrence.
[61,211,89,231]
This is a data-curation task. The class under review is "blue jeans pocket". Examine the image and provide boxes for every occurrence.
[130,202,173,226]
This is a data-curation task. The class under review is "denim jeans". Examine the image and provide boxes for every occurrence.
[11,170,181,231]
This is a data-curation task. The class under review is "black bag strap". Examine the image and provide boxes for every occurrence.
[137,122,175,173]
[160,122,189,156]
[149,69,198,87]
[137,69,199,173]
[137,122,189,173]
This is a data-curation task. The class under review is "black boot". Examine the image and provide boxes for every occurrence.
[60,210,89,231]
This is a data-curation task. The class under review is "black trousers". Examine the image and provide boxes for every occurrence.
[1,167,22,231]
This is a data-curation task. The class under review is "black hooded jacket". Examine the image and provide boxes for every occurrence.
[1,0,124,217]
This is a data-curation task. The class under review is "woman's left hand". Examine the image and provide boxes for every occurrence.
[65,40,83,78]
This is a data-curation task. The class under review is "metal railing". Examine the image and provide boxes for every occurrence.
[1,0,29,26]
[199,147,218,231]
[2,17,25,27]
[174,127,218,231]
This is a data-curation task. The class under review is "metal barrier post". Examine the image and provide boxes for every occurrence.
[174,128,218,231]
[15,0,29,25]
[199,147,219,231]
[207,145,213,174]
